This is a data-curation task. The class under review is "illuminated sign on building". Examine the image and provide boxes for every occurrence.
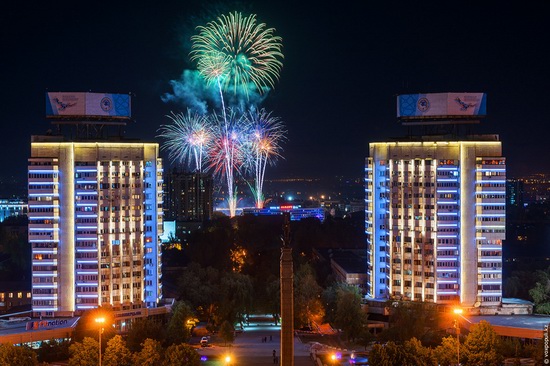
[397,93,487,119]
[25,319,69,330]
[45,92,131,118]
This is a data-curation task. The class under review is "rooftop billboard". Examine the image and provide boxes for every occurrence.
[45,92,131,118]
[397,92,486,119]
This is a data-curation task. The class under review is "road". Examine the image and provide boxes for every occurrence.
[196,315,314,365]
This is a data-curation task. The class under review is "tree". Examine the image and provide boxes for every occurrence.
[464,320,503,366]
[333,284,366,343]
[402,337,437,366]
[103,335,132,366]
[294,263,324,328]
[216,271,253,326]
[165,300,194,345]
[264,276,280,320]
[369,341,405,365]
[36,338,70,363]
[133,338,163,366]
[0,343,38,366]
[529,278,550,314]
[378,301,441,345]
[355,326,375,350]
[185,217,234,271]
[434,335,460,366]
[369,339,436,366]
[126,317,165,352]
[163,343,200,366]
[177,263,220,322]
[69,337,99,366]
[322,283,339,324]
[219,320,235,345]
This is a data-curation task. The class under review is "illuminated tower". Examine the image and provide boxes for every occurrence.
[365,93,505,307]
[29,92,163,318]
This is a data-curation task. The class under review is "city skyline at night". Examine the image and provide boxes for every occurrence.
[1,1,549,188]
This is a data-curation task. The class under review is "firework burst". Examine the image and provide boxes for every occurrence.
[190,11,284,98]
[243,108,286,208]
[157,110,212,172]
[166,11,285,217]
[207,109,248,217]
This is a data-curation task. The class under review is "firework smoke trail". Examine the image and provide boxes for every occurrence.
[157,110,212,173]
[244,109,286,209]
[190,11,283,217]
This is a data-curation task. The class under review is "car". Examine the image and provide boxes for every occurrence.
[349,352,369,365]
[200,336,209,347]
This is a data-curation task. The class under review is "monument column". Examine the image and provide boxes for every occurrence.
[280,212,294,366]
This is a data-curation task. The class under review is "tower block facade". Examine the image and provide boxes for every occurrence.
[365,138,505,307]
[29,140,163,317]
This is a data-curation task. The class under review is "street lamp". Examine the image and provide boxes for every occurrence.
[95,317,105,366]
[453,308,463,366]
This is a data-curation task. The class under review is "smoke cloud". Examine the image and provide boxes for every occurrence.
[161,69,271,114]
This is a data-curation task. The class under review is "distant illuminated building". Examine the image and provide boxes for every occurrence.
[242,205,325,221]
[366,93,505,308]
[164,171,213,222]
[0,199,27,222]
[506,179,524,207]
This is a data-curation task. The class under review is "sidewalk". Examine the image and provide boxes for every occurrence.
[198,315,313,365]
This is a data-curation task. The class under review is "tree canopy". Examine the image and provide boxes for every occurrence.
[103,335,132,366]
[132,338,163,366]
[163,343,201,366]
[464,320,504,366]
[165,300,194,346]
[0,343,37,366]
[69,337,99,366]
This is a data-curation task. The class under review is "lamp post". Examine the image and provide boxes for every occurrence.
[453,308,463,366]
[95,317,105,366]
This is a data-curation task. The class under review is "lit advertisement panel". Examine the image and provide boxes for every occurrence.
[46,92,131,118]
[397,93,487,118]
[45,92,86,116]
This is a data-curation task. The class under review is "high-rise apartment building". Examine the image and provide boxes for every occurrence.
[29,138,163,317]
[29,92,163,317]
[164,170,213,222]
[366,93,505,308]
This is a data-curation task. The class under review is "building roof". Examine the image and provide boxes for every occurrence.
[314,248,366,274]
[502,298,534,305]
[462,314,550,339]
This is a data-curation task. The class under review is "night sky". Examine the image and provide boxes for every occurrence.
[1,1,549,190]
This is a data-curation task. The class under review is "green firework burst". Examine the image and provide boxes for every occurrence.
[190,11,284,97]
